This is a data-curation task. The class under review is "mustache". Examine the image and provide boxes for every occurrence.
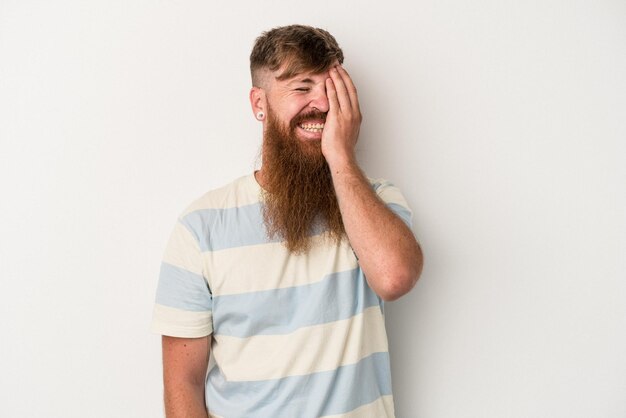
[290,110,327,127]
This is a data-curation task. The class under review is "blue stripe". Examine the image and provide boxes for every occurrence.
[206,352,392,418]
[155,262,212,311]
[181,204,332,252]
[180,203,274,252]
[387,202,412,227]
[212,268,381,337]
[181,179,409,252]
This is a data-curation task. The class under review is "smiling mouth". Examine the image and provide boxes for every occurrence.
[299,122,325,133]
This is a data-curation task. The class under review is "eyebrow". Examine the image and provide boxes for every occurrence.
[286,78,315,85]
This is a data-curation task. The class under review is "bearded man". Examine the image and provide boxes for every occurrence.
[151,24,423,418]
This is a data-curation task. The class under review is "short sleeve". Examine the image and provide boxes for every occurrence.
[150,218,213,337]
[370,178,414,229]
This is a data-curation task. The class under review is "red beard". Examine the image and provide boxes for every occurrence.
[261,107,345,253]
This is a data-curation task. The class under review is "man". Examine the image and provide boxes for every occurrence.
[151,24,423,418]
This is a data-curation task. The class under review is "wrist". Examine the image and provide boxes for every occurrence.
[324,150,357,172]
[326,156,362,180]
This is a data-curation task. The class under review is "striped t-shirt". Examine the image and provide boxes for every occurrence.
[151,173,413,418]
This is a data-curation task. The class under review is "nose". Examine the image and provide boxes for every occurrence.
[309,85,329,113]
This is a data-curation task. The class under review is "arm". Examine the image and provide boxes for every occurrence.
[323,66,424,301]
[162,335,211,418]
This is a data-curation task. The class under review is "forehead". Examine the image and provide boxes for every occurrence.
[273,58,339,82]
[274,66,338,88]
[279,72,328,87]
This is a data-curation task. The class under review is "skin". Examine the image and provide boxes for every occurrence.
[163,63,424,417]
[251,64,424,301]
[162,335,210,418]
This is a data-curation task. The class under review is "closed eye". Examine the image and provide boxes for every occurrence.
[294,88,310,92]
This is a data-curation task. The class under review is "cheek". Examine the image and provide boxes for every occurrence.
[288,98,309,115]
[272,97,309,123]
[287,103,302,119]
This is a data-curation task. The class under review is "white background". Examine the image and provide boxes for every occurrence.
[1,1,625,417]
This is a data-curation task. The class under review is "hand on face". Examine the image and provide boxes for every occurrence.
[321,65,362,168]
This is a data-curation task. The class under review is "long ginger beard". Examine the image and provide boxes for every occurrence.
[261,106,345,254]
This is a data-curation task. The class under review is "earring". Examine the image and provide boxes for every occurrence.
[256,111,265,120]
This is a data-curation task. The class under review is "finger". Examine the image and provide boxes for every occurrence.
[325,76,339,115]
[336,66,360,115]
[329,66,352,113]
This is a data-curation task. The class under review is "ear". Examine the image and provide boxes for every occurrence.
[249,87,267,121]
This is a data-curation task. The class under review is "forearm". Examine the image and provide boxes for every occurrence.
[330,159,423,301]
[164,380,208,418]
[162,336,210,418]
[322,65,422,300]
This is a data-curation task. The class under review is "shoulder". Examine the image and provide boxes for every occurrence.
[367,176,413,225]
[367,177,393,194]
[366,177,406,201]
[178,174,260,219]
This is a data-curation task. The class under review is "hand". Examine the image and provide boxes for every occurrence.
[322,65,362,168]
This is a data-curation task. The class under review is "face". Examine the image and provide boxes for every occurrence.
[254,66,345,254]
[263,68,332,144]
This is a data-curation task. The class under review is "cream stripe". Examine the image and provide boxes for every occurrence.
[212,306,387,382]
[322,395,395,418]
[203,234,358,296]
[151,304,213,337]
[162,221,204,275]
[374,183,410,208]
[181,175,259,215]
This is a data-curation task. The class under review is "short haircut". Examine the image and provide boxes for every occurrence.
[250,24,344,87]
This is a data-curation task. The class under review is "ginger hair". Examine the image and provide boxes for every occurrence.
[250,24,344,87]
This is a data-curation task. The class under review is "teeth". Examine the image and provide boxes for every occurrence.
[299,122,325,132]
